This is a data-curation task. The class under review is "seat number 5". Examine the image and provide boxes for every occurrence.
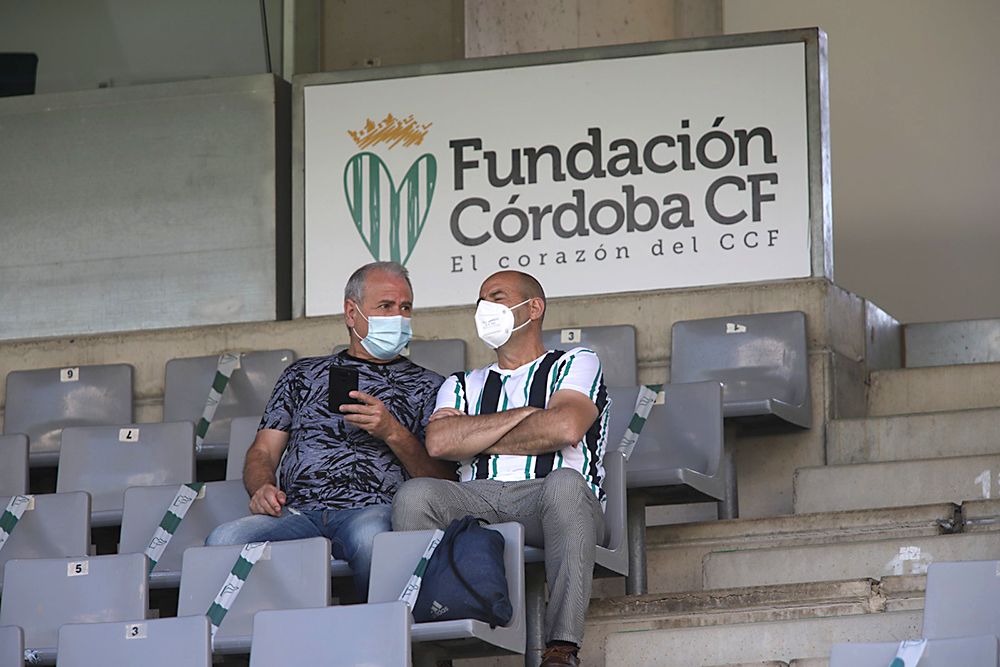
[68,560,89,577]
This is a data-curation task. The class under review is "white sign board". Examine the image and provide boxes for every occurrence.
[304,42,810,315]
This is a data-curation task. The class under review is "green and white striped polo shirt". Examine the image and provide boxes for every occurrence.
[435,347,609,504]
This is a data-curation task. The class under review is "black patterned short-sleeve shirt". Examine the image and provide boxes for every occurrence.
[259,350,445,511]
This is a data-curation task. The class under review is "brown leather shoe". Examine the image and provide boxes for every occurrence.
[541,644,581,666]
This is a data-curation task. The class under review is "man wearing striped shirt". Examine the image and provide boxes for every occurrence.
[393,270,608,667]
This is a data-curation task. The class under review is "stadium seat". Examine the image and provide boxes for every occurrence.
[407,339,467,376]
[333,339,467,377]
[609,382,725,594]
[671,311,810,519]
[923,560,1000,640]
[368,522,525,660]
[119,479,251,588]
[0,553,148,664]
[670,311,811,428]
[57,615,212,667]
[829,634,999,667]
[56,422,196,528]
[0,434,28,496]
[0,625,23,667]
[541,325,637,387]
[0,491,90,595]
[163,350,295,460]
[3,364,133,467]
[226,415,260,480]
[249,602,411,667]
[176,537,331,654]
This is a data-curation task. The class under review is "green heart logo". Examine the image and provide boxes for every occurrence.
[343,151,437,266]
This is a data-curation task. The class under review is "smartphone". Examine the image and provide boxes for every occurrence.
[328,366,361,414]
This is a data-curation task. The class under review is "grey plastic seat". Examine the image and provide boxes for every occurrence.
[3,363,133,466]
[177,537,331,654]
[57,615,212,667]
[0,491,90,595]
[57,422,196,528]
[541,325,637,387]
[0,553,148,664]
[163,350,295,460]
[250,602,411,667]
[608,382,724,595]
[670,311,811,428]
[333,339,467,377]
[119,480,251,588]
[0,434,29,496]
[226,416,261,480]
[829,634,999,667]
[0,625,23,667]
[923,560,1000,640]
[408,339,467,376]
[369,522,525,660]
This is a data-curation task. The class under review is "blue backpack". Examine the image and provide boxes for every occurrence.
[413,516,513,628]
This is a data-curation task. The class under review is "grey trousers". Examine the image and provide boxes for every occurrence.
[392,468,605,646]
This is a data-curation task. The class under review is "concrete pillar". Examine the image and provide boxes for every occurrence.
[674,0,723,38]
[320,0,464,70]
[465,0,677,57]
[283,0,321,78]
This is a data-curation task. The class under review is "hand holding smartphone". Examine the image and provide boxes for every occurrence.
[329,366,362,414]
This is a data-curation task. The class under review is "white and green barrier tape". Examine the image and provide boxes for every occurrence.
[207,541,270,642]
[890,639,927,667]
[144,483,205,573]
[398,528,445,611]
[195,352,241,453]
[0,495,31,555]
[618,384,663,460]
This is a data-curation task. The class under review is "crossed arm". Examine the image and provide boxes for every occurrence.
[424,389,599,461]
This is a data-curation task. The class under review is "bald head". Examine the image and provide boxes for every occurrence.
[479,271,547,324]
[484,271,545,300]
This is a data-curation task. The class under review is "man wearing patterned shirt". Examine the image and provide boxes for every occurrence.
[392,270,608,667]
[207,261,454,598]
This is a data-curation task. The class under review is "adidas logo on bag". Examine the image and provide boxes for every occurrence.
[430,601,450,618]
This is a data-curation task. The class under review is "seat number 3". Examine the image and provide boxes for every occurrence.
[126,623,147,640]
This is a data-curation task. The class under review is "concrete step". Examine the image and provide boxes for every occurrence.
[962,498,1000,533]
[868,362,1000,417]
[461,577,924,667]
[703,531,1000,590]
[904,318,1000,368]
[794,454,1000,513]
[827,407,1000,465]
[594,503,955,596]
[588,576,923,667]
[604,610,920,666]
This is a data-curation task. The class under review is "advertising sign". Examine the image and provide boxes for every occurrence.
[304,40,812,315]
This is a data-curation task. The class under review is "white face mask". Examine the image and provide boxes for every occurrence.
[475,299,531,349]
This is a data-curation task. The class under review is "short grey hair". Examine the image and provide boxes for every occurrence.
[344,262,413,304]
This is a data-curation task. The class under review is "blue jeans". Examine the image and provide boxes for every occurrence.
[205,504,391,598]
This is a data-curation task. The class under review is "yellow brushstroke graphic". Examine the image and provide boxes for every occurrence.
[348,113,432,149]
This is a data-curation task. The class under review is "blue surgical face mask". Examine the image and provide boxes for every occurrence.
[353,309,412,360]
